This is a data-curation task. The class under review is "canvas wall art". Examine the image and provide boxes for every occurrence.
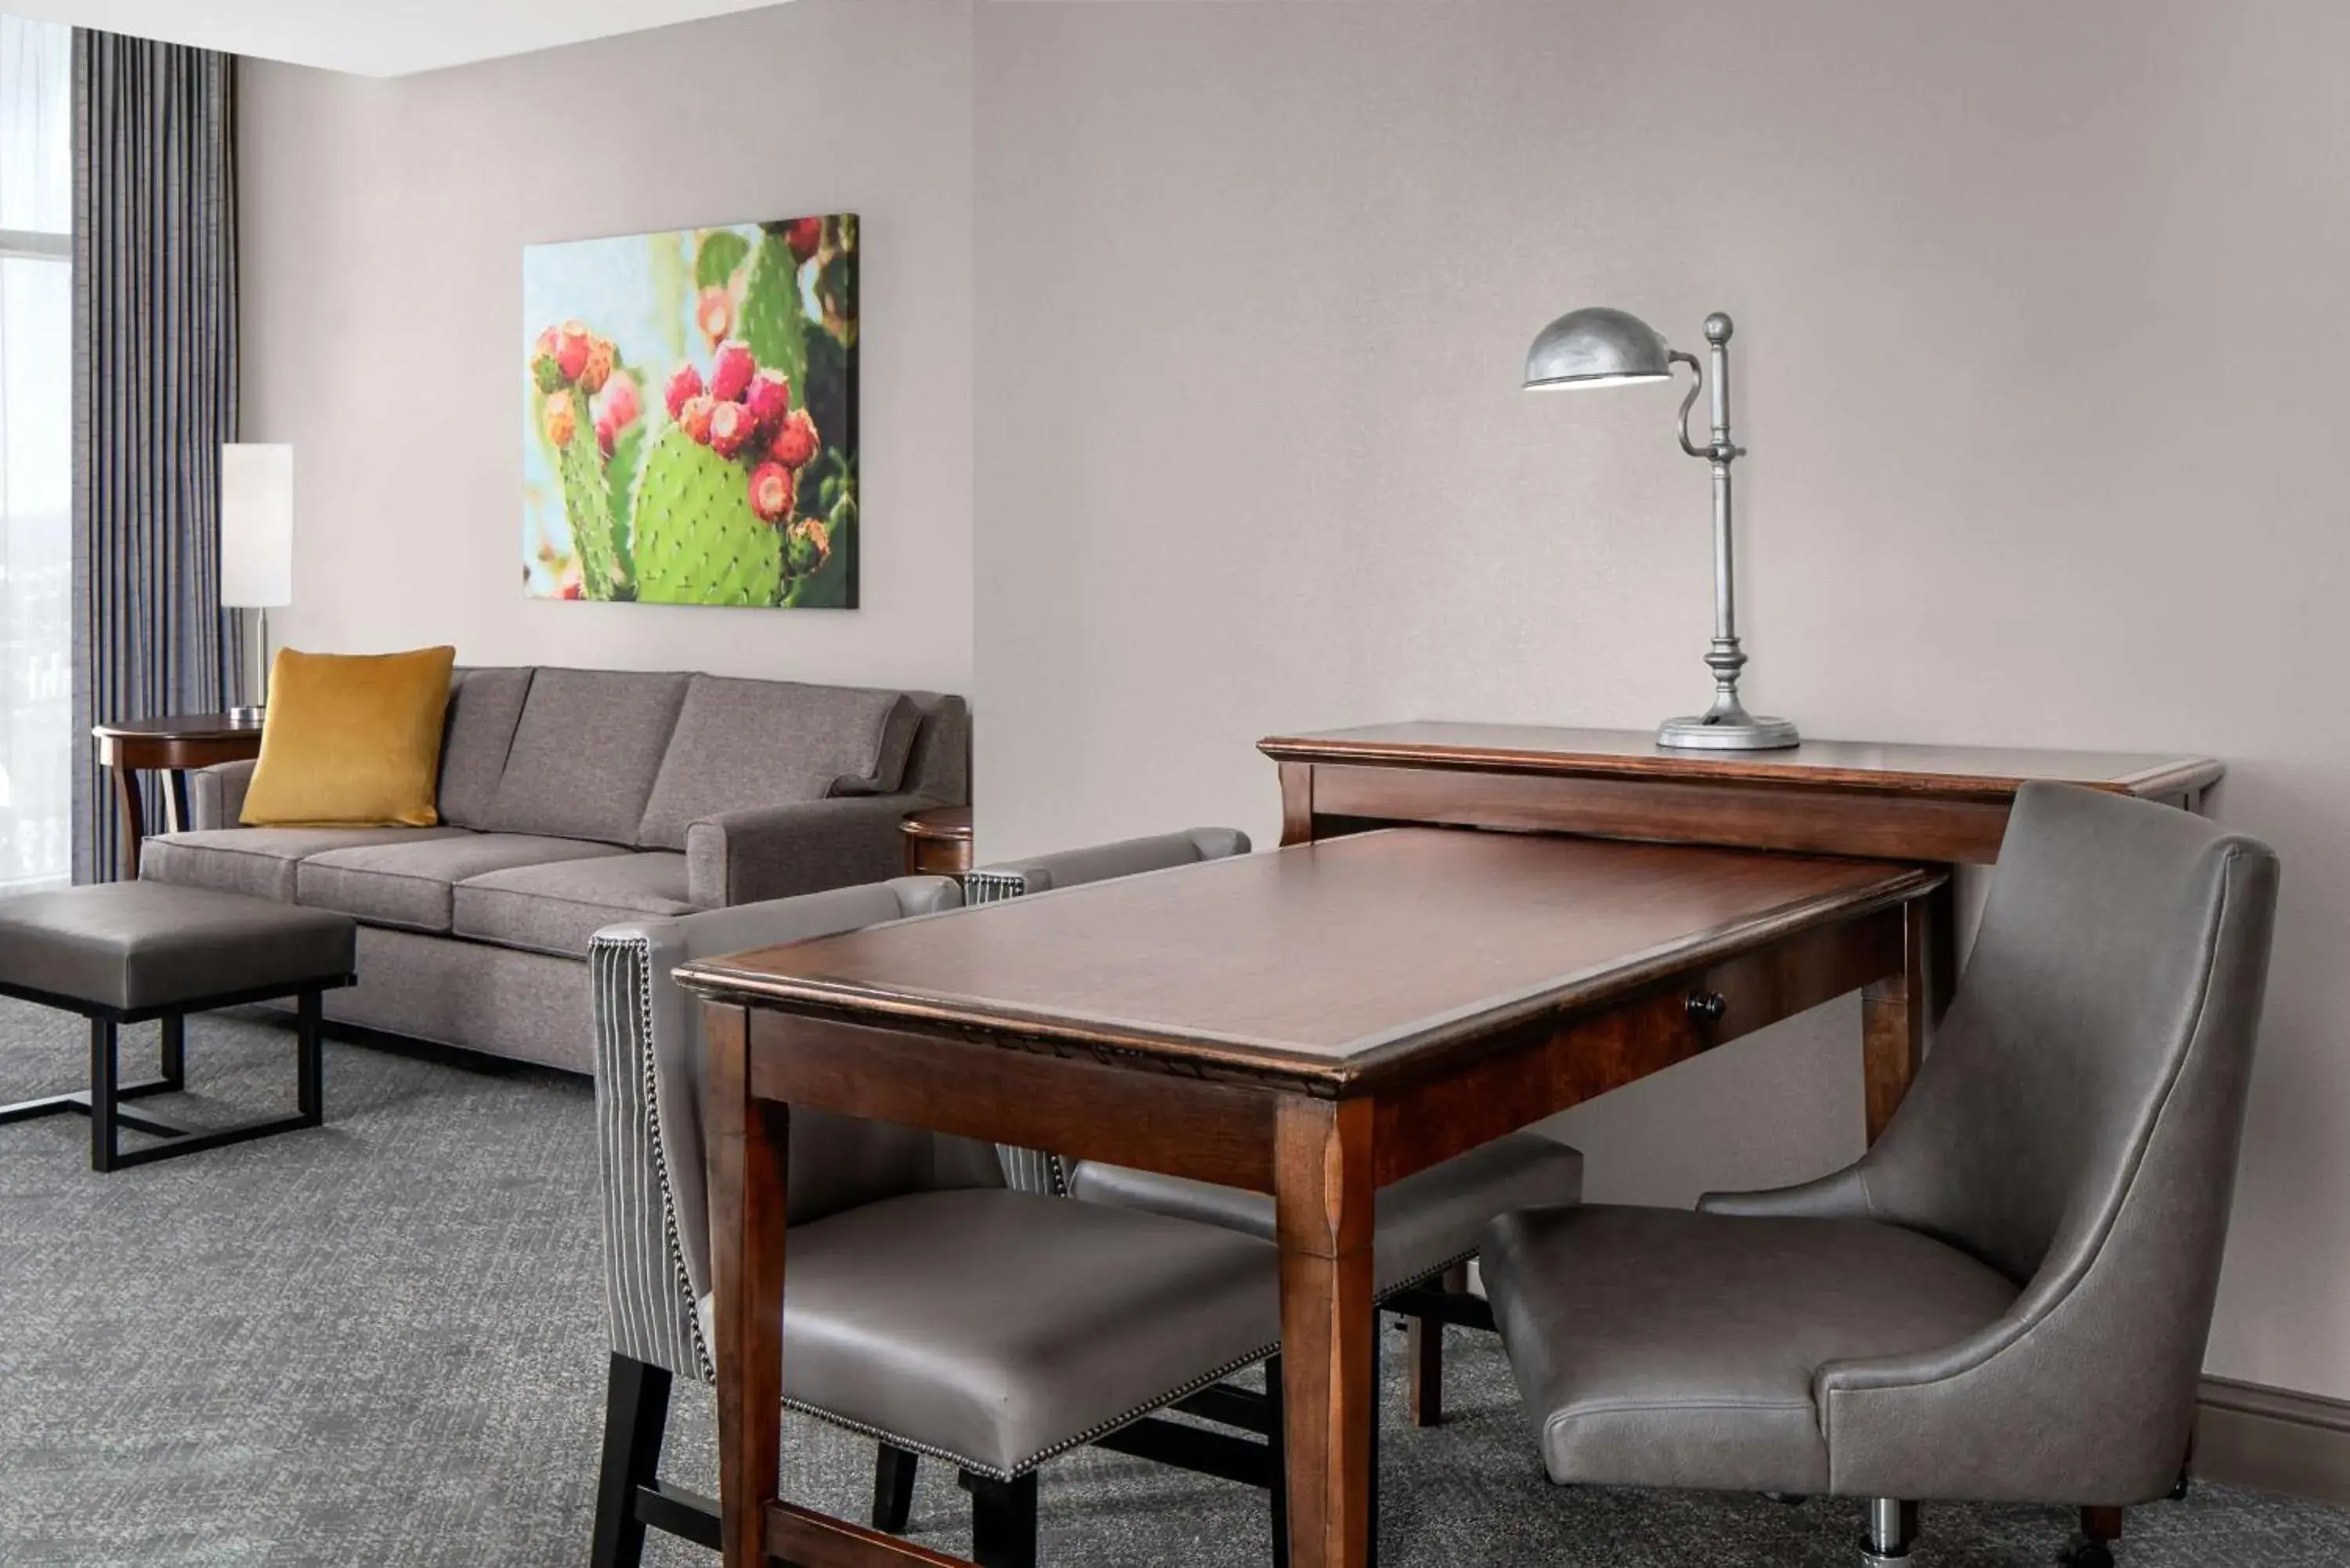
[522,216,858,607]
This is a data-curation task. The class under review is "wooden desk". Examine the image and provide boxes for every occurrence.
[682,827,1943,1568]
[1263,722,2223,1138]
[91,713,266,881]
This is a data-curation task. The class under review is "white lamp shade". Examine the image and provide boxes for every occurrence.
[221,443,294,609]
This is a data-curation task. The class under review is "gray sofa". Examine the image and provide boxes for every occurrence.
[139,667,967,1073]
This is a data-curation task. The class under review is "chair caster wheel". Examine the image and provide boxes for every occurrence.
[2063,1541,2115,1568]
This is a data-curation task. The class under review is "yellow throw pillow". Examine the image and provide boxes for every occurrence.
[239,646,457,828]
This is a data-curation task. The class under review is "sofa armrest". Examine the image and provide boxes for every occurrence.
[588,876,962,1378]
[685,793,938,909]
[189,759,258,831]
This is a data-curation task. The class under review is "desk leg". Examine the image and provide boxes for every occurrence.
[111,764,146,882]
[1274,1096,1376,1568]
[1862,892,1934,1145]
[707,1002,788,1568]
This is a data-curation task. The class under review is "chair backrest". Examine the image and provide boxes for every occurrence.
[962,827,1253,1191]
[964,826,1251,905]
[591,875,996,1378]
[1858,781,2278,1330]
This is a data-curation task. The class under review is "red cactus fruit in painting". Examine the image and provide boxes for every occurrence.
[595,412,616,459]
[743,370,791,436]
[709,340,757,405]
[556,320,591,382]
[784,217,823,262]
[747,461,796,524]
[768,406,819,470]
[664,364,703,421]
[680,395,715,445]
[542,390,577,448]
[535,326,559,359]
[602,370,642,431]
[707,399,757,459]
[580,336,615,395]
[696,286,733,346]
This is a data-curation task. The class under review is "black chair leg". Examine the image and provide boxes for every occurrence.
[1266,1355,1288,1568]
[2065,1505,2121,1568]
[960,1469,1038,1568]
[591,1353,672,1568]
[1368,1316,1381,1568]
[873,1443,920,1533]
[89,1017,118,1173]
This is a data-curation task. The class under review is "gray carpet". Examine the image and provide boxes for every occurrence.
[2,998,2345,1566]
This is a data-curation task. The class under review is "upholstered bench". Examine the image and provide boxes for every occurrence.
[0,882,356,1172]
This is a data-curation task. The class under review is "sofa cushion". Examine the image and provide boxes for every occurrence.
[634,677,920,850]
[439,667,535,829]
[140,826,469,903]
[484,669,689,845]
[452,853,696,958]
[297,833,627,934]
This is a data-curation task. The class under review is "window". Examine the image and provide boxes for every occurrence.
[0,16,71,890]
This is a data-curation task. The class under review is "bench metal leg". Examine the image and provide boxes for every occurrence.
[297,988,324,1125]
[159,1013,185,1089]
[0,1000,331,1172]
[90,1017,119,1172]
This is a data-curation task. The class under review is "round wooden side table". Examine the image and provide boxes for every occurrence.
[898,805,973,877]
[92,714,265,881]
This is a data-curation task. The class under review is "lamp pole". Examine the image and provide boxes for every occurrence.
[1655,313,1799,750]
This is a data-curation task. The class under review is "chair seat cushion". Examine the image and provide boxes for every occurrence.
[1480,1205,2019,1494]
[450,852,696,957]
[0,881,355,1013]
[141,826,470,902]
[296,833,627,934]
[724,1188,1279,1478]
[1070,1130,1585,1294]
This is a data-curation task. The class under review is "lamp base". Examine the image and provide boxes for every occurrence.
[1656,712,1802,750]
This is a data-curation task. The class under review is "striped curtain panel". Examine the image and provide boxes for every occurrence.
[68,31,242,883]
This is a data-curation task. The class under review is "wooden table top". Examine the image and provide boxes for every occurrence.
[91,713,264,743]
[679,826,1940,1089]
[1260,721,2222,800]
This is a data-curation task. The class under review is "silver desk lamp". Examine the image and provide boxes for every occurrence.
[1524,307,1799,750]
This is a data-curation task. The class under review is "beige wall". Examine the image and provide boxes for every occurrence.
[973,2,2350,1398]
[240,0,974,691]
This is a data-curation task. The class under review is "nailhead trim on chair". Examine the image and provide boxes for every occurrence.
[784,1339,1283,1483]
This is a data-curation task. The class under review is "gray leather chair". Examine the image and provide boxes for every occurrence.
[1480,783,2280,1567]
[588,876,1290,1568]
[968,827,1588,1431]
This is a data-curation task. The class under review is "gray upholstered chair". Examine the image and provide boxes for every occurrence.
[589,876,1292,1568]
[1480,782,2280,1568]
[967,827,1587,1430]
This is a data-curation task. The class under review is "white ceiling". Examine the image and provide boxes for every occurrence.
[7,0,799,78]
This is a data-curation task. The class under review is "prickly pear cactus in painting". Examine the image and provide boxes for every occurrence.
[523,215,858,605]
[629,425,783,606]
[739,230,808,396]
[553,385,626,598]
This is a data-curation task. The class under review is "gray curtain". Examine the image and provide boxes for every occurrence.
[69,31,242,883]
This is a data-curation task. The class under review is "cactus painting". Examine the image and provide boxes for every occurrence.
[521,216,858,606]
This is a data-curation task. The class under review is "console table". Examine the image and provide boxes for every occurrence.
[1261,722,2222,1141]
